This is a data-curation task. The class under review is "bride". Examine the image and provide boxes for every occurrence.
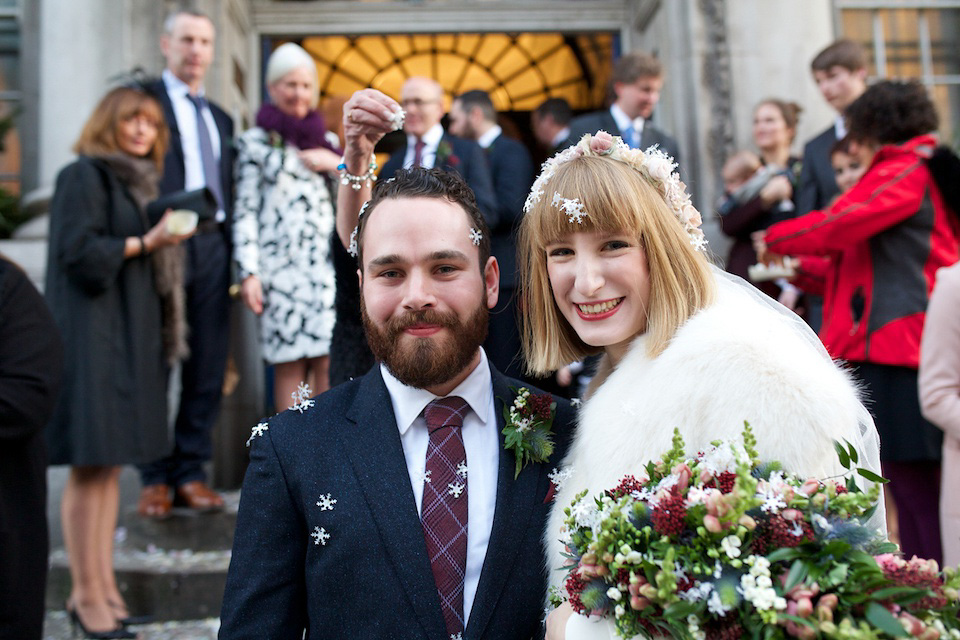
[517,132,883,639]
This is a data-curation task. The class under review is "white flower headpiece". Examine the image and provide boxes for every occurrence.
[524,131,707,251]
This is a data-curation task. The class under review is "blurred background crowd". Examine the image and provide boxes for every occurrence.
[0,1,958,637]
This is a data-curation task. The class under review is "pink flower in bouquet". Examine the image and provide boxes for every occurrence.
[672,462,693,492]
[589,131,615,154]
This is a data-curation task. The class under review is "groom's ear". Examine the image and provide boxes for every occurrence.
[483,256,499,310]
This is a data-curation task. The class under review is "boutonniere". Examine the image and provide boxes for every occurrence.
[502,387,556,479]
[437,139,460,168]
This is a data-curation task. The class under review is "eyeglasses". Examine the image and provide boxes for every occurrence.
[401,97,441,108]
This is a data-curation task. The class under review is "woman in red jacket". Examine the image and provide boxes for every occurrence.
[757,80,959,564]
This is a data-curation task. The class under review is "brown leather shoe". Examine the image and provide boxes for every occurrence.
[174,481,224,512]
[137,484,172,519]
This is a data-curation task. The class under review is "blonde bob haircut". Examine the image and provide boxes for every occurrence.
[518,154,716,375]
[73,87,168,171]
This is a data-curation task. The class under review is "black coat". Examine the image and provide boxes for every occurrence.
[564,108,682,167]
[44,158,169,465]
[484,133,534,288]
[0,257,62,640]
[796,124,840,216]
[380,134,498,227]
[220,364,575,639]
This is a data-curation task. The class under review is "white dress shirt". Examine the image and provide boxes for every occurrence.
[834,114,848,141]
[476,124,502,150]
[551,126,571,149]
[402,122,445,169]
[162,69,225,222]
[610,103,645,145]
[381,348,500,626]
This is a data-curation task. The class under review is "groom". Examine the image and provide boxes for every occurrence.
[219,168,575,639]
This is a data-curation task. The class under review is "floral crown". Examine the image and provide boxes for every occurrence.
[523,131,707,251]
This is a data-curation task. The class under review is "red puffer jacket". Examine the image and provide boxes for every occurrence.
[765,134,959,368]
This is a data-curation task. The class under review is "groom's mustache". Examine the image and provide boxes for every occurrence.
[387,308,459,334]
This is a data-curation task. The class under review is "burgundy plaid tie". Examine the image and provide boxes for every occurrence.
[413,137,426,167]
[422,396,470,638]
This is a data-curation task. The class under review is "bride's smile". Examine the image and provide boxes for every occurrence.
[546,230,651,363]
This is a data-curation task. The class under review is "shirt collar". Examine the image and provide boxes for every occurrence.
[406,122,445,149]
[552,126,571,148]
[477,125,502,150]
[162,68,205,99]
[382,348,493,436]
[834,115,847,140]
[610,104,644,136]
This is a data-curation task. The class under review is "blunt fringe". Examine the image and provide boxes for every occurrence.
[73,87,168,169]
[518,155,715,375]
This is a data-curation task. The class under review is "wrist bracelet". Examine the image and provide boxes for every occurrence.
[337,154,378,191]
[138,236,148,255]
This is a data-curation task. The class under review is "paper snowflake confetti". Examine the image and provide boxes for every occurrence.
[290,382,315,414]
[422,469,432,484]
[310,526,330,546]
[447,482,465,498]
[456,461,468,478]
[390,108,406,131]
[554,193,587,224]
[347,227,359,258]
[450,634,463,640]
[316,493,337,511]
[548,466,575,492]
[245,422,269,447]
[469,228,483,246]
[571,397,582,408]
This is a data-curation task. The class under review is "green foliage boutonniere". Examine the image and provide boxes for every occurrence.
[502,387,556,479]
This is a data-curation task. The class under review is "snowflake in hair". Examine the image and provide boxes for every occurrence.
[469,228,483,246]
[347,227,359,258]
[554,193,587,224]
[290,382,315,414]
[310,526,330,546]
[245,421,269,447]
[316,493,337,511]
[448,482,465,498]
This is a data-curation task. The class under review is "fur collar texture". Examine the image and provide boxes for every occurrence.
[545,276,872,591]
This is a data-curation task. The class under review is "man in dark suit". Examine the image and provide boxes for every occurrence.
[565,51,681,165]
[380,77,497,223]
[796,39,868,216]
[448,89,533,379]
[138,10,234,517]
[220,168,574,639]
[532,97,572,156]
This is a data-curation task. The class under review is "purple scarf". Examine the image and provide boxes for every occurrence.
[255,103,341,153]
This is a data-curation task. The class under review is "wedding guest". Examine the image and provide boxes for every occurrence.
[759,80,960,564]
[220,158,576,637]
[919,261,960,568]
[718,99,803,307]
[515,132,883,640]
[138,10,234,518]
[563,51,681,163]
[45,86,190,638]
[0,255,62,640]
[532,97,572,155]
[234,42,339,404]
[830,136,871,195]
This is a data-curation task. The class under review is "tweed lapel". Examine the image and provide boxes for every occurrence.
[464,366,542,638]
[338,368,448,639]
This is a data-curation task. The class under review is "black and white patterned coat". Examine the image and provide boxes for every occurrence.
[233,127,336,364]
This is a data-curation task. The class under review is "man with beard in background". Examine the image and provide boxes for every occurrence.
[220,167,575,639]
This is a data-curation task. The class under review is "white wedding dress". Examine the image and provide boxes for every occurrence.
[548,269,884,639]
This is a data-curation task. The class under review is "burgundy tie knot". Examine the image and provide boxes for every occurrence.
[413,137,426,167]
[424,396,469,432]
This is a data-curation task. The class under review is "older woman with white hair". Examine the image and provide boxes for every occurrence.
[234,42,341,404]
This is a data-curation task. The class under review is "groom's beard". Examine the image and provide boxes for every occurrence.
[362,299,489,389]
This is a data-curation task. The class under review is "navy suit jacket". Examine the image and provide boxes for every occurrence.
[146,78,235,245]
[485,134,533,288]
[564,108,682,167]
[380,134,498,228]
[796,124,840,216]
[219,362,575,640]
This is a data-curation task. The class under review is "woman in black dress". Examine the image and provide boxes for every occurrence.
[45,86,191,638]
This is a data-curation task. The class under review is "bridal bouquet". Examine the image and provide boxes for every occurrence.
[551,425,960,639]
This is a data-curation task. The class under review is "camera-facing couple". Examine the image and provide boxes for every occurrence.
[218,89,882,640]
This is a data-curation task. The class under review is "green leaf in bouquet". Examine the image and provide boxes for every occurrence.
[662,600,699,619]
[825,562,849,585]
[865,601,910,637]
[845,439,859,464]
[834,440,851,469]
[766,547,805,564]
[870,586,925,601]
[784,559,809,592]
[857,468,890,484]
[779,613,817,630]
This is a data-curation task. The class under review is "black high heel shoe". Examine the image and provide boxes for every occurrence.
[108,600,154,626]
[66,605,137,639]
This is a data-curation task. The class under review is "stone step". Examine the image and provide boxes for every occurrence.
[46,545,231,622]
[43,610,219,640]
[119,491,239,552]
